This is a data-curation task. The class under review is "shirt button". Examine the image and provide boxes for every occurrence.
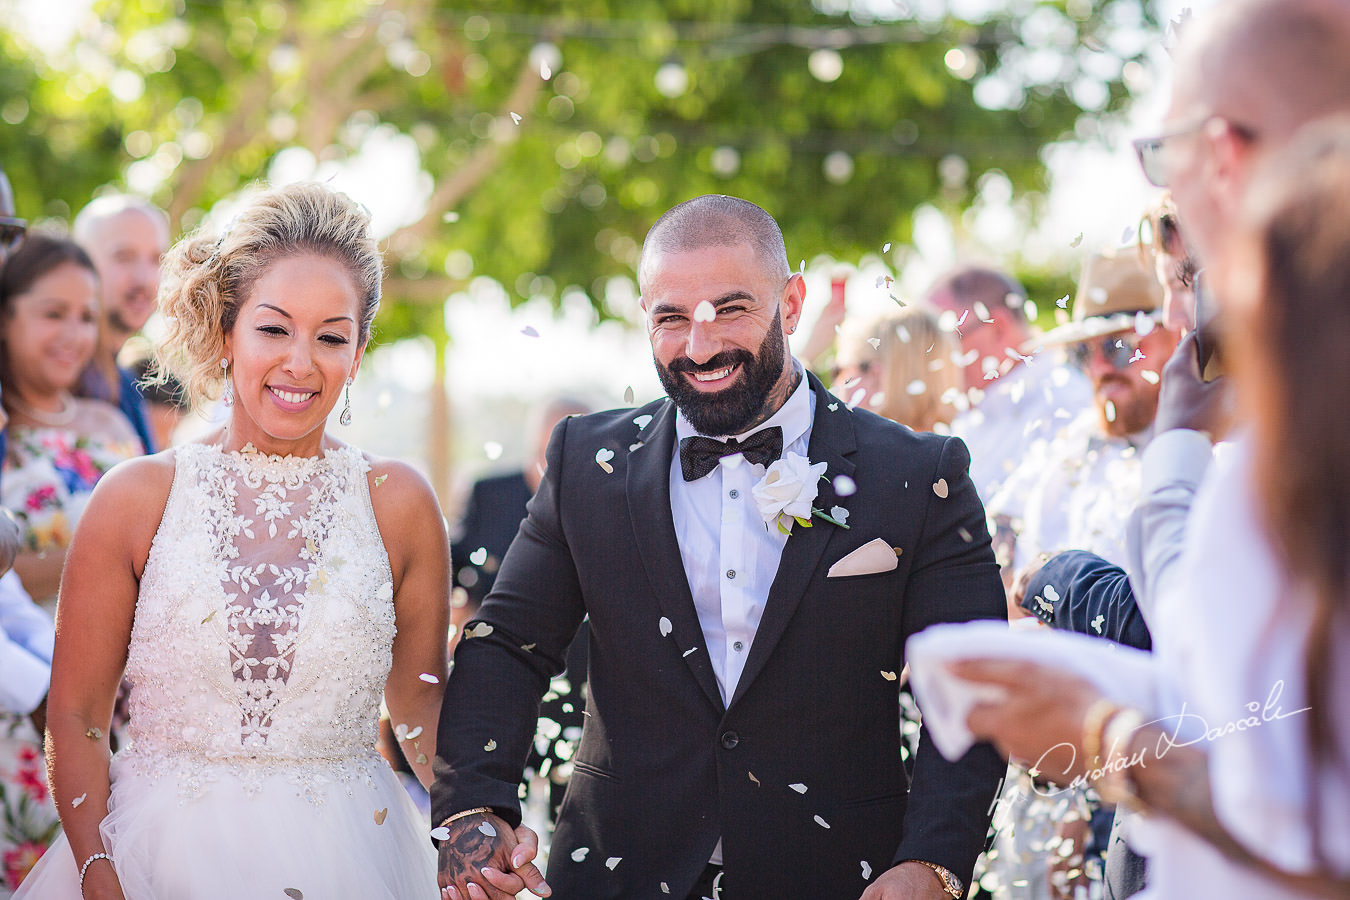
[726,569,736,580]
[732,641,744,652]
[729,489,739,499]
[720,731,740,750]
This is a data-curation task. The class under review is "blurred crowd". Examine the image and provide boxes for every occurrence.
[4,0,1350,896]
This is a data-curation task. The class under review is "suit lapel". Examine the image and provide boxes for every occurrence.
[730,374,857,708]
[626,400,726,712]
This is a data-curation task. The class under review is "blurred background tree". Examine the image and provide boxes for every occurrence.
[0,0,1160,499]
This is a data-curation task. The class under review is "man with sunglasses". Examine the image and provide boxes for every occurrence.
[986,250,1177,584]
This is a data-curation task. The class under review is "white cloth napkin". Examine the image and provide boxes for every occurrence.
[906,621,1158,760]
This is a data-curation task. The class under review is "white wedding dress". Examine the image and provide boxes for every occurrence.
[16,443,437,898]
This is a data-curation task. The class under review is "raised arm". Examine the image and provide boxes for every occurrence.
[373,459,450,790]
[1020,550,1152,651]
[44,456,171,900]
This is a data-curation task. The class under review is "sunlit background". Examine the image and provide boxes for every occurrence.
[3,0,1213,511]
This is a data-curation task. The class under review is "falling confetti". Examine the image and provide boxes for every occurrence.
[85,728,101,740]
[1141,369,1160,384]
[595,448,615,474]
[484,739,498,752]
[405,726,423,741]
[442,211,460,223]
[827,403,839,412]
[932,478,950,499]
[659,616,673,637]
[540,60,552,79]
[682,647,697,657]
[829,506,849,525]
[882,242,892,253]
[419,672,440,684]
[881,670,897,681]
[906,379,927,396]
[1056,295,1070,309]
[72,792,87,808]
[661,883,671,894]
[470,547,488,566]
[415,752,428,765]
[1129,349,1145,363]
[1105,400,1117,423]
[748,771,760,785]
[485,441,504,460]
[1091,615,1105,634]
[814,815,831,829]
[861,861,873,880]
[521,326,539,338]
[374,474,388,487]
[479,821,497,837]
[833,474,857,496]
[606,857,622,871]
[464,622,494,639]
[693,300,716,323]
[789,783,807,794]
[375,808,388,825]
[202,610,217,624]
[1070,232,1084,248]
[633,414,653,429]
[430,827,450,841]
[522,642,537,652]
[623,386,635,404]
[572,847,590,862]
[395,723,409,741]
[867,337,881,350]
[1044,584,1061,603]
[510,112,522,124]
[284,890,304,900]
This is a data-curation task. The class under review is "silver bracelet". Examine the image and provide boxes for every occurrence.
[79,852,113,893]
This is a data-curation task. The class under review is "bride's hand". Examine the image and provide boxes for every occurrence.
[436,812,550,899]
[80,860,127,900]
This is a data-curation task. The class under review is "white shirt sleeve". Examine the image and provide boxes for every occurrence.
[0,569,54,715]
[1124,428,1214,628]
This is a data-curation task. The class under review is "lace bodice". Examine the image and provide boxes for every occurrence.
[121,443,395,796]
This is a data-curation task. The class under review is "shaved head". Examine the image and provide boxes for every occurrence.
[638,194,790,291]
[1174,0,1350,136]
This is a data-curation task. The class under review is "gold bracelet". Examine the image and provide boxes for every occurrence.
[1080,698,1122,770]
[438,806,493,830]
[1091,708,1148,811]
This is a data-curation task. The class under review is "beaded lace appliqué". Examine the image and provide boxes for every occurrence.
[121,443,396,803]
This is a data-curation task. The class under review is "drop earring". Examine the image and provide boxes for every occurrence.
[221,358,233,407]
[339,377,353,426]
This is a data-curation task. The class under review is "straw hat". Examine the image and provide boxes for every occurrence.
[1038,249,1164,347]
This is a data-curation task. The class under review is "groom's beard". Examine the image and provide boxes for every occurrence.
[655,310,786,436]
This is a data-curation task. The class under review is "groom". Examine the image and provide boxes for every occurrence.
[433,195,1005,900]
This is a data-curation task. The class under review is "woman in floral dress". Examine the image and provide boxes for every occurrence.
[0,234,140,895]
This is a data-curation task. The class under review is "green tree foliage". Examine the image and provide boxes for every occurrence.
[2,0,1158,342]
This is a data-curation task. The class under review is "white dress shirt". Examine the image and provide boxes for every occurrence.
[669,369,814,705]
[0,569,54,715]
[1130,435,1350,896]
[987,409,1150,574]
[952,359,1091,505]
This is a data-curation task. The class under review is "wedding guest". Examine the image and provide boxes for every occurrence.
[72,195,169,454]
[0,235,141,605]
[927,266,1091,505]
[958,111,1350,900]
[434,194,1005,900]
[15,182,450,899]
[831,305,963,432]
[127,356,188,450]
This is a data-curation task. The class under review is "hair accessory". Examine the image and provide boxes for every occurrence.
[79,852,113,892]
[339,377,353,426]
[221,358,234,407]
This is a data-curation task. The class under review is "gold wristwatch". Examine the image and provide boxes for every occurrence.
[905,859,964,898]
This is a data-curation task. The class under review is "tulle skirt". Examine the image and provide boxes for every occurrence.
[14,751,437,899]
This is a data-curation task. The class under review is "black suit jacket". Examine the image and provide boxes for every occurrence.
[433,375,1006,898]
[451,470,535,607]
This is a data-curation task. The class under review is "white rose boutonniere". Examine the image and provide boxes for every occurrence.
[752,452,850,535]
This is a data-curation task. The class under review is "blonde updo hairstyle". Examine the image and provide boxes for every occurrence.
[835,305,963,432]
[155,182,382,409]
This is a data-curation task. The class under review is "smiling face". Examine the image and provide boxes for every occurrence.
[3,261,100,402]
[83,208,168,341]
[222,253,366,455]
[641,242,804,436]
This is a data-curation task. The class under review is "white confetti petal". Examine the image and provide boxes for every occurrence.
[624,385,635,404]
[661,883,671,894]
[814,814,831,828]
[882,242,892,253]
[932,478,950,499]
[789,782,807,794]
[605,857,622,870]
[404,725,423,741]
[633,414,653,429]
[510,111,522,124]
[469,547,488,566]
[430,827,450,841]
[1056,295,1070,309]
[867,337,881,350]
[419,672,440,684]
[485,441,504,460]
[71,792,87,808]
[479,821,497,837]
[394,722,409,741]
[693,300,716,323]
[832,474,857,496]
[1044,584,1061,604]
[829,506,849,524]
[682,646,697,657]
[881,670,897,681]
[520,325,539,337]
[572,847,590,862]
[861,860,873,879]
[484,739,497,751]
[659,616,673,637]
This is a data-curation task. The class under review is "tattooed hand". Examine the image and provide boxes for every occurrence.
[436,811,551,900]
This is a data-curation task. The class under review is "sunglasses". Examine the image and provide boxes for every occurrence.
[1070,332,1147,370]
[0,216,25,254]
[1132,116,1257,188]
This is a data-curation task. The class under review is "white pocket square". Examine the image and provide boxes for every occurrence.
[827,538,899,578]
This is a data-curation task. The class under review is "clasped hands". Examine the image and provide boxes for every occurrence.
[436,811,550,900]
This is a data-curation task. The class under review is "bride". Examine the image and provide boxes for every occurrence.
[16,183,449,898]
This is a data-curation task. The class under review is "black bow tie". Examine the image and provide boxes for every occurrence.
[679,426,783,482]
